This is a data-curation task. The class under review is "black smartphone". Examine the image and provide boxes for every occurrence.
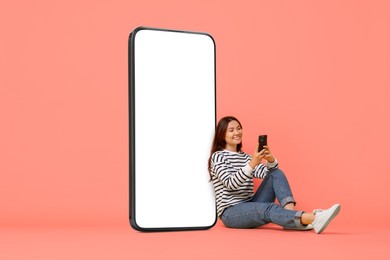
[258,135,268,152]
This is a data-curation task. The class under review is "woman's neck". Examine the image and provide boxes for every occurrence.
[224,144,237,152]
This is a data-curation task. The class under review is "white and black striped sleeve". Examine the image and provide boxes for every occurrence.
[211,153,253,191]
[252,158,278,179]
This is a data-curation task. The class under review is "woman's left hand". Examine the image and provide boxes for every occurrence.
[262,145,275,163]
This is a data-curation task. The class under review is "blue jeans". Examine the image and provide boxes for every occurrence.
[221,168,305,229]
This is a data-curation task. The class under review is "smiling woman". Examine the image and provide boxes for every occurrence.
[208,116,341,234]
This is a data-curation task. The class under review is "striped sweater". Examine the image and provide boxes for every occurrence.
[210,150,279,218]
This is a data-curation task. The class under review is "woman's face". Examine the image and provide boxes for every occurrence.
[224,120,242,151]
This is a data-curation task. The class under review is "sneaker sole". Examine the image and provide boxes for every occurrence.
[315,204,341,234]
[284,225,313,231]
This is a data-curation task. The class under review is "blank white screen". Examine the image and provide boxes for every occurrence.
[133,29,216,229]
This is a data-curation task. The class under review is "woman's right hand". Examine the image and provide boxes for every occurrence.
[249,145,266,169]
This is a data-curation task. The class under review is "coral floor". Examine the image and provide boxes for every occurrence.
[1,221,389,260]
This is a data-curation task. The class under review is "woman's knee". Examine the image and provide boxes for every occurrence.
[269,168,286,177]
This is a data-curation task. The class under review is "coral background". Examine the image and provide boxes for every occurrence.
[1,0,389,259]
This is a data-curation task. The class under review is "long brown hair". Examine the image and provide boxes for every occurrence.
[208,116,243,178]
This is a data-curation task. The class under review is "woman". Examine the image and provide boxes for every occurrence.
[208,116,340,234]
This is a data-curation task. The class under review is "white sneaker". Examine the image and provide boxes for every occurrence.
[312,204,341,234]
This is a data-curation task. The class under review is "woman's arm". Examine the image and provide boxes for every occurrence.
[252,159,278,178]
[252,145,279,178]
[211,153,253,191]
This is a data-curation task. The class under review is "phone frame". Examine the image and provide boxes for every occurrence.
[128,27,217,232]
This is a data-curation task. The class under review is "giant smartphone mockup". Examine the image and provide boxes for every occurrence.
[129,27,217,231]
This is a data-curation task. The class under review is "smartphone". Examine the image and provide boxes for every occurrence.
[258,135,268,152]
[129,27,217,231]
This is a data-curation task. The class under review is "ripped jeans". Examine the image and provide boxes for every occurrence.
[221,168,305,229]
